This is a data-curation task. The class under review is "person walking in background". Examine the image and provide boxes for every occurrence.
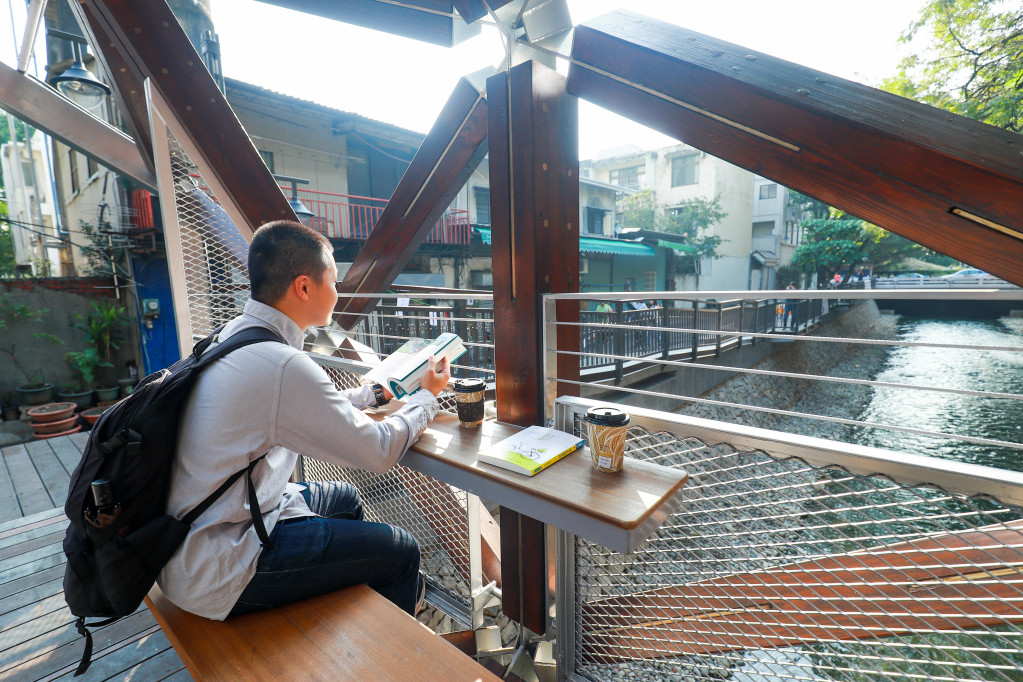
[784,282,798,331]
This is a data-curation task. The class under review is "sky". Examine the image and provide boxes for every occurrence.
[1,1,925,159]
[208,0,925,160]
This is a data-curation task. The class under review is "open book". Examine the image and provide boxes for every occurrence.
[478,426,584,476]
[364,332,466,399]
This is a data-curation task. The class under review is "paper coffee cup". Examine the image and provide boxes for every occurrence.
[584,406,630,473]
[453,378,486,428]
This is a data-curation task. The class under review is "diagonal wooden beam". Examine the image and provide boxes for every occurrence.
[568,10,1023,287]
[334,77,488,330]
[450,0,517,24]
[255,1,481,47]
[79,1,294,237]
[0,61,155,190]
[578,520,1023,664]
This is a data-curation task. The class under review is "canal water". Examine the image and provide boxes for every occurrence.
[854,316,1023,472]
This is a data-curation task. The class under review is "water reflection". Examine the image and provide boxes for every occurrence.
[856,318,1023,472]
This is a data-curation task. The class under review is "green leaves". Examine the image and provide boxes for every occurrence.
[881,0,1023,132]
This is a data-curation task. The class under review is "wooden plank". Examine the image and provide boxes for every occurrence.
[48,627,176,682]
[48,436,84,477]
[68,431,89,453]
[486,60,580,635]
[0,518,67,551]
[2,444,53,517]
[0,606,154,678]
[0,577,63,620]
[335,77,488,331]
[0,450,20,524]
[578,520,1023,663]
[0,507,66,538]
[0,592,66,635]
[161,669,193,681]
[76,1,295,239]
[0,548,64,590]
[568,10,1023,287]
[0,564,65,602]
[25,440,70,510]
[0,526,64,561]
[146,583,500,681]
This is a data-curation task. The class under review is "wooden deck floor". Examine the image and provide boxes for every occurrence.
[0,434,190,681]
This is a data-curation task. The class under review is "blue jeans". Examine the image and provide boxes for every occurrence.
[230,481,421,616]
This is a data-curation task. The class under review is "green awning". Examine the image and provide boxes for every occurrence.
[474,228,656,257]
[581,237,655,257]
[657,240,696,254]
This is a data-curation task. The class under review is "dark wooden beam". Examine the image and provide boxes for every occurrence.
[255,1,480,47]
[568,10,1023,287]
[487,61,580,635]
[334,77,488,329]
[80,1,294,236]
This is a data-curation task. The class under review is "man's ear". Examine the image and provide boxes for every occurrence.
[293,275,311,301]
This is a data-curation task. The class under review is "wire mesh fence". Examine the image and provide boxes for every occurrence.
[556,402,1023,682]
[166,135,250,339]
[303,358,478,625]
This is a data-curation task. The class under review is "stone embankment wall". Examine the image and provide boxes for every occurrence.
[677,301,896,441]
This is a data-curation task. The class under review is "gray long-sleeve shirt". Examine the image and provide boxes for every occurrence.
[157,299,438,619]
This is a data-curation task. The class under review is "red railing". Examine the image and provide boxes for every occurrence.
[289,187,471,245]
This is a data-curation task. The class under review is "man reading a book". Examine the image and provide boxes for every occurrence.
[158,220,450,621]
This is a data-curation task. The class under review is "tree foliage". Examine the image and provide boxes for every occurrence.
[619,190,727,260]
[881,0,1023,132]
[791,217,926,281]
[0,201,14,278]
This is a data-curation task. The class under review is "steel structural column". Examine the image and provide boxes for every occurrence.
[488,60,580,635]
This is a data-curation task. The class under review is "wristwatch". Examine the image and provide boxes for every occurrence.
[371,383,390,407]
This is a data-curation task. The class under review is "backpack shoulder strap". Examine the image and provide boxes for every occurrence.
[194,326,286,369]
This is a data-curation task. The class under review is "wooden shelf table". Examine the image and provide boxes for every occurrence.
[371,406,688,555]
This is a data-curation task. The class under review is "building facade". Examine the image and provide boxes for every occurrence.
[580,143,754,291]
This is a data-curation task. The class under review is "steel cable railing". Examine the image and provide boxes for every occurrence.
[554,397,1023,682]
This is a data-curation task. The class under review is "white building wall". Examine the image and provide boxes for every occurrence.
[2,129,62,274]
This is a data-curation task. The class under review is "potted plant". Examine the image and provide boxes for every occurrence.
[60,348,109,409]
[73,300,127,403]
[0,295,63,406]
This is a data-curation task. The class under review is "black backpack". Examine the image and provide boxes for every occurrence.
[62,325,284,675]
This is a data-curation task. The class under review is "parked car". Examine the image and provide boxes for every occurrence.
[941,268,989,279]
[895,272,926,278]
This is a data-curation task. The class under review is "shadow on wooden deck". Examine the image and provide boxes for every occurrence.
[0,434,190,681]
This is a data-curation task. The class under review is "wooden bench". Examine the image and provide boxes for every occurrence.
[145,584,500,681]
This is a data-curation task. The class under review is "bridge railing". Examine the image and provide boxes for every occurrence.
[874,275,1018,289]
[553,395,1023,682]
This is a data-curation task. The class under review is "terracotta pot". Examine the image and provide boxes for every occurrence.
[34,424,81,439]
[31,414,79,435]
[81,405,110,426]
[25,402,77,423]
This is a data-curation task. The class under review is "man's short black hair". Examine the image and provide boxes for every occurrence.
[248,220,333,305]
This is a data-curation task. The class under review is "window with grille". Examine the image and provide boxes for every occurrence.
[671,154,699,186]
[474,186,491,225]
[645,270,657,290]
[609,165,644,190]
[759,183,778,199]
[585,206,607,234]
